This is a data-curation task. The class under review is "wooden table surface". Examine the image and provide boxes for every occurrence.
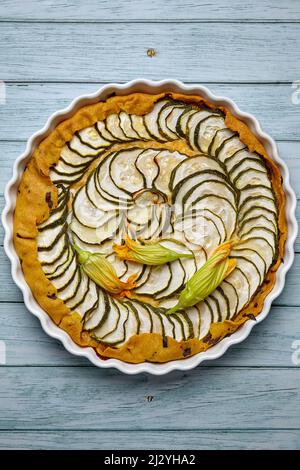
[0,0,300,450]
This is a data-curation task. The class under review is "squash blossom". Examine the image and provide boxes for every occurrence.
[113,237,194,266]
[74,244,137,294]
[166,241,237,315]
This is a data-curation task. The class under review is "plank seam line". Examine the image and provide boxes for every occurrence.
[0,19,300,24]
[0,428,299,432]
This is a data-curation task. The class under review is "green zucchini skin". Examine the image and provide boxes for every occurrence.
[36,98,279,347]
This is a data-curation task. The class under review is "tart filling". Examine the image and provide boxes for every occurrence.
[14,92,286,363]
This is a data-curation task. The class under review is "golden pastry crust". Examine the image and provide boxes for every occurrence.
[14,92,286,363]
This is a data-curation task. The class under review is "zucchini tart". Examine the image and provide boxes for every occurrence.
[14,92,286,364]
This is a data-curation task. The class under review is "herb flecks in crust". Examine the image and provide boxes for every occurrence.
[45,192,53,209]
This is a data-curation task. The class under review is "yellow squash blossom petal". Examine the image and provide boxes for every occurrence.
[166,241,236,315]
[113,237,194,266]
[74,245,137,295]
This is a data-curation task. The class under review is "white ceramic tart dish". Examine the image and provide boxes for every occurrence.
[2,80,298,375]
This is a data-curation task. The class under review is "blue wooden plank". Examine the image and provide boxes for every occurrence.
[0,302,299,367]
[1,0,300,21]
[0,366,299,430]
[0,430,299,450]
[0,23,299,82]
[1,84,300,141]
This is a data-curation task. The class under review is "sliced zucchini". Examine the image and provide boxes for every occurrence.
[225,149,259,171]
[38,233,68,265]
[73,279,99,318]
[230,158,267,182]
[165,105,189,137]
[130,114,152,140]
[86,171,128,211]
[135,264,172,296]
[49,168,85,186]
[220,281,239,319]
[209,129,236,157]
[91,296,120,339]
[70,214,121,245]
[176,108,198,138]
[170,155,225,190]
[214,131,240,163]
[180,256,198,282]
[234,168,271,190]
[60,144,95,167]
[56,266,81,301]
[238,184,274,208]
[173,171,235,208]
[182,212,222,248]
[37,223,67,251]
[78,125,111,149]
[38,203,67,232]
[105,114,131,142]
[43,246,71,275]
[84,289,109,330]
[240,226,276,255]
[96,153,133,202]
[73,186,117,228]
[66,271,90,311]
[119,112,140,140]
[106,253,128,278]
[205,296,222,323]
[185,306,201,339]
[217,138,246,163]
[47,249,76,280]
[70,134,104,157]
[210,287,229,321]
[232,247,267,280]
[144,304,164,336]
[120,262,146,286]
[50,253,78,290]
[134,265,151,288]
[239,195,277,221]
[197,301,213,339]
[128,300,153,334]
[153,150,187,195]
[100,300,130,345]
[157,103,186,140]
[144,100,170,142]
[236,238,274,268]
[135,149,160,187]
[186,110,214,151]
[196,115,226,153]
[109,148,145,194]
[239,212,277,236]
[96,120,115,142]
[234,257,261,297]
[156,259,185,299]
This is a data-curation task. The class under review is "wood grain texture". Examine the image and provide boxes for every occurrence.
[0,430,299,450]
[1,0,300,21]
[0,367,299,430]
[1,83,299,141]
[0,23,299,82]
[0,302,299,367]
